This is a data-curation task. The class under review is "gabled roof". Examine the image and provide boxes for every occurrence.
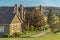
[0,7,15,24]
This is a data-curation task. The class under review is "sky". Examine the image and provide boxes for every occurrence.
[0,0,60,7]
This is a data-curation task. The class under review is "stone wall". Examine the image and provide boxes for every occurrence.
[10,23,22,35]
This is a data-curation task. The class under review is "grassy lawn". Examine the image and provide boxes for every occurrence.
[0,32,60,40]
[21,31,41,36]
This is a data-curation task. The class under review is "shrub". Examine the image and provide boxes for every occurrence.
[43,25,49,30]
[30,26,35,31]
[4,34,10,38]
[34,27,38,31]
[14,32,21,37]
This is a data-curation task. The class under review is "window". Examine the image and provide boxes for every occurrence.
[0,26,4,32]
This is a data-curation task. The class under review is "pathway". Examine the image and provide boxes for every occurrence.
[29,29,51,37]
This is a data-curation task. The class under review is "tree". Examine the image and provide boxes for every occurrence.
[25,12,31,30]
[25,9,47,31]
[32,9,47,30]
[48,9,59,31]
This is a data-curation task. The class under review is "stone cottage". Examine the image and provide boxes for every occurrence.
[0,4,48,37]
[0,4,25,37]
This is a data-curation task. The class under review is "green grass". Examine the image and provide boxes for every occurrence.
[0,32,60,40]
[21,31,40,36]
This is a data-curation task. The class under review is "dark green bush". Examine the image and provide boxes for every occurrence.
[43,25,49,30]
[30,26,35,31]
[4,34,10,38]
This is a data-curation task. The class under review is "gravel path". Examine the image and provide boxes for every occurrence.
[29,29,51,37]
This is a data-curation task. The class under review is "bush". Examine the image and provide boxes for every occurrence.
[4,34,10,38]
[34,27,38,31]
[13,32,21,37]
[43,25,49,30]
[30,26,35,31]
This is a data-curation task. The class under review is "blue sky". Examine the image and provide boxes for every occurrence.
[0,0,60,7]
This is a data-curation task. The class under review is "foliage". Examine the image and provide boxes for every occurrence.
[21,30,40,37]
[43,25,49,30]
[13,32,21,37]
[30,25,35,31]
[25,12,32,30]
[48,9,60,32]
[48,9,55,25]
[4,34,10,38]
[56,12,60,21]
[34,10,47,30]
[25,9,47,30]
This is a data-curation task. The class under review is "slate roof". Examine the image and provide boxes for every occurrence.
[0,7,15,24]
[24,7,35,12]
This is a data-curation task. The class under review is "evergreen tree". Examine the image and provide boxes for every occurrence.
[48,9,59,31]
